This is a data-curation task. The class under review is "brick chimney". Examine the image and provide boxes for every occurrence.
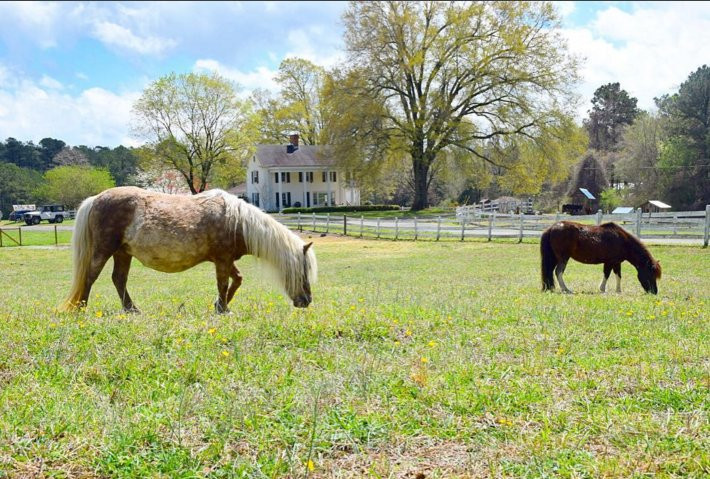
[286,133,299,154]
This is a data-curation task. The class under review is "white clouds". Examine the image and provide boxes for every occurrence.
[560,2,710,116]
[0,69,140,147]
[194,59,280,95]
[92,21,177,56]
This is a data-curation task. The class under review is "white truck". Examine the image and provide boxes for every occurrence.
[24,204,67,225]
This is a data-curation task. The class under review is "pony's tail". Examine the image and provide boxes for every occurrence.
[540,229,556,292]
[60,195,96,311]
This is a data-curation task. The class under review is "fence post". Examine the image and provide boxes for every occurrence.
[460,217,465,241]
[596,209,602,225]
[395,217,399,240]
[18,226,21,246]
[436,216,441,241]
[376,218,381,238]
[518,213,524,243]
[0,229,3,247]
[54,224,58,245]
[487,213,494,242]
[343,215,347,236]
[312,212,316,232]
[360,215,364,238]
[326,213,330,233]
[414,217,418,241]
[673,214,678,236]
[704,205,710,248]
[635,208,642,238]
[298,212,302,232]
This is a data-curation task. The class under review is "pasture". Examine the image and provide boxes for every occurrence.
[0,237,707,477]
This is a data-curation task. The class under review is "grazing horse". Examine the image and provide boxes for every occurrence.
[541,221,661,294]
[61,187,317,312]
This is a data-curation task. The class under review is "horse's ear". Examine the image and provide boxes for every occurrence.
[303,242,313,255]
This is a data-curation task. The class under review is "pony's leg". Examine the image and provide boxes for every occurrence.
[78,251,112,307]
[556,260,573,293]
[613,263,622,293]
[225,264,243,305]
[112,250,139,312]
[600,263,613,293]
[214,262,231,313]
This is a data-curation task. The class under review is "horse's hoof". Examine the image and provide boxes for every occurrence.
[124,307,141,314]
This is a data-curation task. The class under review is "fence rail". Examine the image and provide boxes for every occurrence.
[278,205,710,247]
[2,207,709,248]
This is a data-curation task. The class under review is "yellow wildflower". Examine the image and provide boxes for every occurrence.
[221,350,230,357]
[428,341,437,348]
[95,310,103,318]
[405,329,412,336]
[208,328,216,335]
[420,357,429,364]
[306,459,315,472]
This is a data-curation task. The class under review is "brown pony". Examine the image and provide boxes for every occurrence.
[541,221,661,294]
[61,187,317,313]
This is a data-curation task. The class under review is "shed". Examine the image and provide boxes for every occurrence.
[612,207,634,214]
[566,188,599,215]
[639,200,671,214]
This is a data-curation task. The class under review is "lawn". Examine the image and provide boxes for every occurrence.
[0,237,707,477]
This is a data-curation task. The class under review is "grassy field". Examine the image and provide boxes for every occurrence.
[0,236,707,478]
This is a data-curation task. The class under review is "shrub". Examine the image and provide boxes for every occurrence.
[281,205,400,214]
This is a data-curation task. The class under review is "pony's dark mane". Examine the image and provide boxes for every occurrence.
[600,222,661,278]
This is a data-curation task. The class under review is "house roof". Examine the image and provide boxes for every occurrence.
[579,188,596,200]
[226,183,247,195]
[612,207,634,214]
[647,200,671,209]
[255,144,335,168]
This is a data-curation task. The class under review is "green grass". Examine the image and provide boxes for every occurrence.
[0,238,707,477]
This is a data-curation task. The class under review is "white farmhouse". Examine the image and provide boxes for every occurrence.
[246,134,360,212]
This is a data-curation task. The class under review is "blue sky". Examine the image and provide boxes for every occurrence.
[1,1,709,147]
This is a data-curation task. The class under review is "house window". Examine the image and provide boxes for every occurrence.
[281,172,291,183]
[251,192,260,207]
[251,171,259,184]
[330,171,337,182]
[282,192,291,207]
[322,171,327,182]
[306,172,313,183]
[315,192,329,205]
[298,172,303,183]
[275,193,279,208]
[275,172,279,184]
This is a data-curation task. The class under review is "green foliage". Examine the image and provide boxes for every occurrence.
[568,152,608,198]
[599,187,622,212]
[281,204,400,214]
[40,166,115,208]
[0,162,44,211]
[584,82,639,151]
[339,1,580,209]
[132,72,259,194]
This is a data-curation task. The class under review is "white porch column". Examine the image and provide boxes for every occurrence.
[277,168,283,212]
[326,169,332,206]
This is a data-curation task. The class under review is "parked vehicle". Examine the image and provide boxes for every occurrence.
[9,209,34,222]
[24,205,67,225]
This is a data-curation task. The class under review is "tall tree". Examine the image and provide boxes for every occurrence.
[656,65,710,208]
[617,111,665,202]
[568,152,608,199]
[340,1,580,210]
[39,166,115,208]
[132,72,258,194]
[584,82,639,151]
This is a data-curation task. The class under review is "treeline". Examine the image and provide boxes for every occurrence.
[563,65,710,212]
[0,138,140,213]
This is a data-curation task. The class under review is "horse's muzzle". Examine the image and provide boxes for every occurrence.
[293,295,312,308]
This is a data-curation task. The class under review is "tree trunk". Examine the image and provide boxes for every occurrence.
[411,159,430,211]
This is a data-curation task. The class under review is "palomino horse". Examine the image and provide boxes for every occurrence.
[61,187,317,312]
[541,221,661,294]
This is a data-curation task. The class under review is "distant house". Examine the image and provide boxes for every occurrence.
[639,200,671,214]
[612,206,634,214]
[245,134,360,212]
[564,188,598,215]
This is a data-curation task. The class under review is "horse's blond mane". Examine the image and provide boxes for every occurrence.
[204,190,317,296]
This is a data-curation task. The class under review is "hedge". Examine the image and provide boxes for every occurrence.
[281,205,401,214]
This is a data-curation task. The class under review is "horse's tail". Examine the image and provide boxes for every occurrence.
[540,229,556,291]
[60,195,97,311]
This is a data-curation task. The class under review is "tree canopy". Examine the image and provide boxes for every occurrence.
[584,82,639,151]
[40,166,115,208]
[337,1,581,209]
[132,72,259,194]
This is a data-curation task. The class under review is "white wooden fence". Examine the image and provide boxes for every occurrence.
[277,205,710,247]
